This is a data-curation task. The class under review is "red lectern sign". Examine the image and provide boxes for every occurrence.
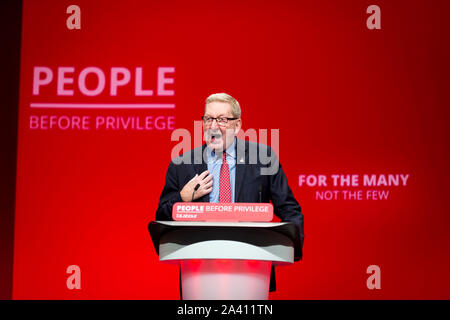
[172,202,274,222]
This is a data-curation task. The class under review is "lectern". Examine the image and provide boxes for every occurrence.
[148,220,301,300]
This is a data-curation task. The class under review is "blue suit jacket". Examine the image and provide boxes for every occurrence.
[156,139,304,257]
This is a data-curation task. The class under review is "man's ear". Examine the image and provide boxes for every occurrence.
[234,119,242,134]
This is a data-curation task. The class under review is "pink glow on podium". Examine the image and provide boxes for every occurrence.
[180,259,271,300]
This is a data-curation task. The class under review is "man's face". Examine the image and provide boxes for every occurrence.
[203,101,241,152]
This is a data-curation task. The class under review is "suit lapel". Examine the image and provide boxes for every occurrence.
[193,144,209,202]
[234,138,248,202]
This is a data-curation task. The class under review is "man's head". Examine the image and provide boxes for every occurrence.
[203,93,242,152]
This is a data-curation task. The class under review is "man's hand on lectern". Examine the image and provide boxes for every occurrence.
[180,170,213,202]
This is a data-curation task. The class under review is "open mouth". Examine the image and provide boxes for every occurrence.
[210,132,222,143]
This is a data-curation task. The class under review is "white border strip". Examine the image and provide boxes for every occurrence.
[30,103,175,109]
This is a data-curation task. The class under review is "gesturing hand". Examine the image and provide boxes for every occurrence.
[180,170,213,202]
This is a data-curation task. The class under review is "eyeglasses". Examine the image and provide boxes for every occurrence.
[202,116,238,126]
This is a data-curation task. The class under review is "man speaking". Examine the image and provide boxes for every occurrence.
[155,93,304,292]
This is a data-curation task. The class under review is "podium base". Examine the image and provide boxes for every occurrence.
[180,259,271,300]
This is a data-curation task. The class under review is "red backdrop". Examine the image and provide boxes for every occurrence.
[13,0,450,299]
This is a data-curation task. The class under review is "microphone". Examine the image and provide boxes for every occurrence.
[192,183,200,202]
[258,184,262,203]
